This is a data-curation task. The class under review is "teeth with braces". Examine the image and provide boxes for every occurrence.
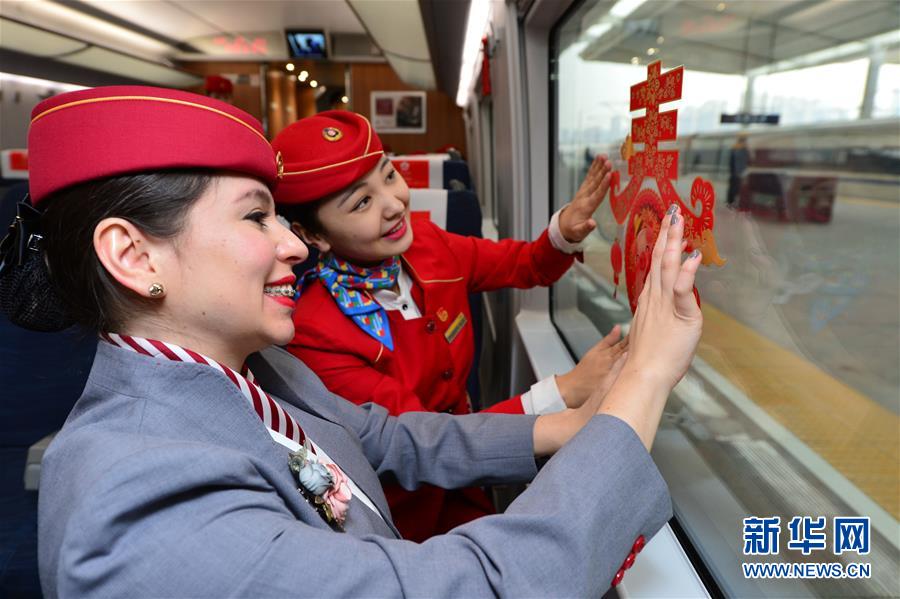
[264,284,294,297]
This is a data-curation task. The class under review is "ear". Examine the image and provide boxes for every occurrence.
[93,217,166,298]
[290,221,331,254]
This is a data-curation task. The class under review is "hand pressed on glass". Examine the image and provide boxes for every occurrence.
[532,205,702,455]
[558,154,614,244]
[556,324,628,409]
[597,202,703,449]
[632,203,702,384]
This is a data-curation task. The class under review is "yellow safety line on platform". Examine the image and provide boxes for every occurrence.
[697,305,900,520]
[583,249,899,517]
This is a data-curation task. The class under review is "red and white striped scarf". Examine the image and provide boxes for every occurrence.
[101,332,368,529]
[101,332,305,445]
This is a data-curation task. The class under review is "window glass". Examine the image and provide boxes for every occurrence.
[874,63,900,118]
[752,59,869,125]
[550,1,899,596]
[481,99,499,228]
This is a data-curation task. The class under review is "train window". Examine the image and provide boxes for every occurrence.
[751,59,871,125]
[480,98,499,228]
[549,1,899,596]
[874,63,900,118]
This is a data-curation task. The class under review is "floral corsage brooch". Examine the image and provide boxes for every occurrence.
[288,443,352,531]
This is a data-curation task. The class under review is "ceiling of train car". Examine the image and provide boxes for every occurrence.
[419,0,469,95]
[578,0,900,74]
[0,0,447,89]
[0,3,202,87]
[347,0,436,89]
[78,0,366,45]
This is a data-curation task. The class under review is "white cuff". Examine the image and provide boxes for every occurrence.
[548,207,586,254]
[519,375,567,415]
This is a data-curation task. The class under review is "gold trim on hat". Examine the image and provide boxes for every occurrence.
[31,95,269,145]
[362,114,373,154]
[275,151,284,179]
[281,150,384,177]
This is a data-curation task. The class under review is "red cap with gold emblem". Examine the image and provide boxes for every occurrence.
[272,110,384,205]
[28,85,277,205]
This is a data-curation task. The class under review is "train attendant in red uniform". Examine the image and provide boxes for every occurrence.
[272,111,626,541]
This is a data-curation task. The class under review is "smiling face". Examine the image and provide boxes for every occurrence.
[295,156,413,265]
[154,174,307,363]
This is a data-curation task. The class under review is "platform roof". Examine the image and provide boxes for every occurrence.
[578,0,900,74]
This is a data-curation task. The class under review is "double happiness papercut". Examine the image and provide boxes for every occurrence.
[608,61,726,313]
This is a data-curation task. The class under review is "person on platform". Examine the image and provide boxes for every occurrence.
[727,133,750,208]
[2,86,703,597]
[272,111,628,540]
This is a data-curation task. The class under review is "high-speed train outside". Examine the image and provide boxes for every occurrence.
[0,0,898,597]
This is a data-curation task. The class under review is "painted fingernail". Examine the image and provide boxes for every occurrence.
[666,204,677,215]
[690,249,700,258]
[670,213,678,224]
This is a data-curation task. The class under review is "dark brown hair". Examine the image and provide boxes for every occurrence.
[40,170,213,332]
[277,199,327,238]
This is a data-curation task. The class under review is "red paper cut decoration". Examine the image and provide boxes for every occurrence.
[608,61,726,312]
[610,237,623,298]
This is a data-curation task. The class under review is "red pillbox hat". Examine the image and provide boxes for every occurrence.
[272,110,384,205]
[28,86,276,205]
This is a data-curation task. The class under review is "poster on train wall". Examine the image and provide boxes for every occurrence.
[608,60,726,313]
[371,91,427,134]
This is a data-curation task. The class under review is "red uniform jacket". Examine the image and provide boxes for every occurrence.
[288,219,576,541]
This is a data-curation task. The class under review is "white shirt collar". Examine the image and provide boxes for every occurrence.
[371,265,422,319]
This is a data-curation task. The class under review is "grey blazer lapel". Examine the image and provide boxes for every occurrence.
[248,348,400,536]
[88,342,336,534]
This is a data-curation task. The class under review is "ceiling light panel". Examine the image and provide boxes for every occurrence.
[456,0,491,106]
[0,17,87,57]
[0,0,173,59]
[0,72,87,92]
[80,0,368,43]
[58,46,200,87]
[79,0,220,39]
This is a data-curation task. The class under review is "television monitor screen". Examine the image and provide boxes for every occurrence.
[286,31,327,59]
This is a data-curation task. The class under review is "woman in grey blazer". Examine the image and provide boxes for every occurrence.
[2,86,703,598]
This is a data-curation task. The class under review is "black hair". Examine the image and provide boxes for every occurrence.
[276,153,401,240]
[277,199,327,239]
[1,170,212,333]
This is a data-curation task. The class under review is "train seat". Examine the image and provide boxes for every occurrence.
[0,149,29,187]
[3,184,98,485]
[391,155,473,191]
[409,188,484,409]
[2,184,98,595]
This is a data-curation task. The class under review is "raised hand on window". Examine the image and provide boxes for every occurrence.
[558,154,613,243]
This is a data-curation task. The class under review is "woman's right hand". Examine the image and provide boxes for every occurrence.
[625,203,703,388]
[533,204,702,456]
[596,203,703,449]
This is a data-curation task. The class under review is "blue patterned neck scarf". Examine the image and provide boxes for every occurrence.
[316,253,401,350]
